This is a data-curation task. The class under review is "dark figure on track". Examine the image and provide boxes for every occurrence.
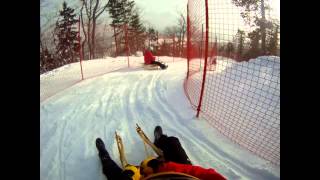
[143,48,168,70]
[95,126,226,180]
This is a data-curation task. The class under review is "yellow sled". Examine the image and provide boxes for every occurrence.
[142,172,200,180]
[143,63,161,70]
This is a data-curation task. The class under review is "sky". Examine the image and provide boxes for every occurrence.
[133,0,188,32]
[41,0,279,35]
[40,0,188,32]
[133,0,279,32]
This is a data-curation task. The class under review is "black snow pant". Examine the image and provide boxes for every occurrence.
[100,156,131,180]
[154,135,192,165]
[151,61,166,69]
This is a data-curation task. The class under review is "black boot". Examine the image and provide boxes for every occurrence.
[96,138,110,161]
[154,126,163,144]
[160,64,168,69]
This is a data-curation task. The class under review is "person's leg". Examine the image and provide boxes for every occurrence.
[101,157,125,180]
[151,61,167,69]
[96,138,124,180]
[153,127,192,165]
[166,136,192,164]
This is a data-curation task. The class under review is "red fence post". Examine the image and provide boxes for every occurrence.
[78,16,84,80]
[200,24,204,70]
[173,34,175,62]
[196,0,209,118]
[186,4,190,79]
[113,25,118,57]
[125,24,130,68]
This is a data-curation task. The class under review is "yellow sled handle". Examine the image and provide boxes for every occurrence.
[136,124,164,157]
[115,131,128,168]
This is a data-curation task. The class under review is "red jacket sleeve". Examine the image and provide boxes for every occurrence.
[144,50,155,64]
[158,162,226,180]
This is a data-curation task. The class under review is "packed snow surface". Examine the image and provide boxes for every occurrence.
[40,56,279,180]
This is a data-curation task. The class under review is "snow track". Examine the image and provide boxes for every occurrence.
[40,60,279,180]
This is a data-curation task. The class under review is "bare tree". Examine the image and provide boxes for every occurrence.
[80,5,87,59]
[81,0,109,59]
[164,26,179,56]
[177,12,186,57]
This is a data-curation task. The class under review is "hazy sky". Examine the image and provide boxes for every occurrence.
[133,0,188,32]
[133,0,279,33]
[41,0,279,34]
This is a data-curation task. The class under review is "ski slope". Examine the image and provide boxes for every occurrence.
[40,57,280,180]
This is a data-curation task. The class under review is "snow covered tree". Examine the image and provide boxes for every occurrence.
[54,1,79,65]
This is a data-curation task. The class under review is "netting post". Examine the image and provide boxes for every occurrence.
[186,4,190,79]
[196,0,209,118]
[78,16,84,80]
[113,25,118,57]
[200,24,204,71]
[125,24,129,67]
[173,34,175,62]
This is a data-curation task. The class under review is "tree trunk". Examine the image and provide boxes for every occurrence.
[181,27,185,57]
[91,17,96,59]
[261,0,266,54]
[80,8,87,59]
[40,38,44,52]
[113,26,118,56]
[87,19,92,59]
[91,0,99,59]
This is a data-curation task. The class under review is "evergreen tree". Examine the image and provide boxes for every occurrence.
[148,27,157,45]
[147,27,158,52]
[54,1,79,65]
[107,0,145,55]
[107,0,132,55]
[226,42,235,57]
[40,47,55,73]
[159,40,170,56]
[219,45,225,54]
[246,28,261,58]
[267,24,279,55]
[107,0,126,26]
[122,0,134,23]
[232,0,269,54]
[236,29,245,59]
[129,9,146,52]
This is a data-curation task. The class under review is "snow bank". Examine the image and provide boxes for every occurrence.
[201,56,280,165]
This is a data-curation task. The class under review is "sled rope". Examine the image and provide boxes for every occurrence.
[136,123,164,157]
[143,140,151,158]
[115,131,128,168]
